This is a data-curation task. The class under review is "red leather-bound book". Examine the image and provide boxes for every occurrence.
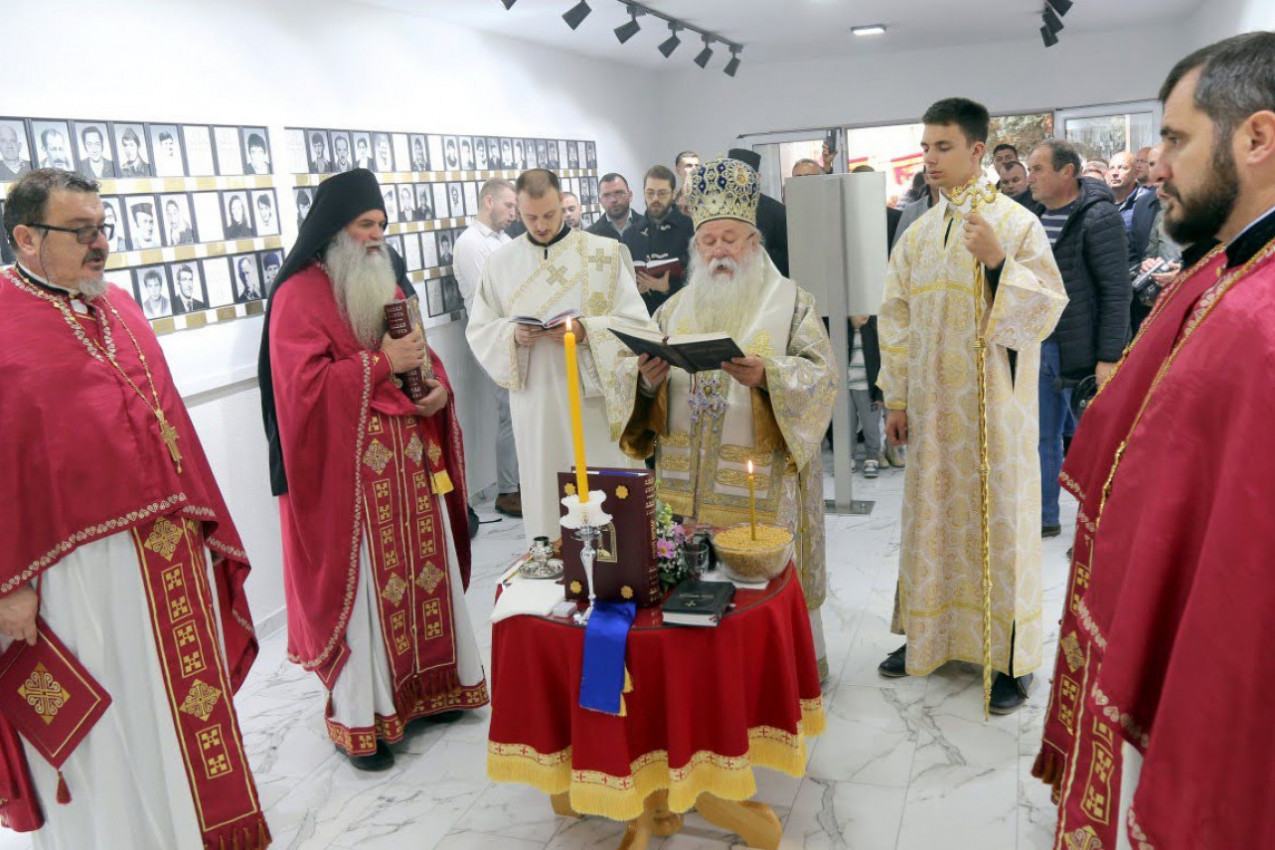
[383,294,435,402]
[557,468,660,608]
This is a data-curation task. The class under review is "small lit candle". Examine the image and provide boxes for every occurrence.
[563,318,590,503]
[748,459,756,540]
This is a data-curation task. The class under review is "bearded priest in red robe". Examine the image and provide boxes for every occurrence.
[0,170,269,847]
[260,169,487,772]
[1033,33,1275,848]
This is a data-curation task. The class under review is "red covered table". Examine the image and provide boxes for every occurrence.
[487,564,824,849]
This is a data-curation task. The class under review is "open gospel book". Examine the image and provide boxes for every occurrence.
[510,309,582,329]
[609,327,746,374]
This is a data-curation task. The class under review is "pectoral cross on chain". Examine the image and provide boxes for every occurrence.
[157,410,184,473]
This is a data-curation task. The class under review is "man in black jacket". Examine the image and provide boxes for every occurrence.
[727,148,789,276]
[1025,139,1131,536]
[622,165,694,315]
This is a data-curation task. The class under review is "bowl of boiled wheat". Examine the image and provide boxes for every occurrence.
[711,524,794,582]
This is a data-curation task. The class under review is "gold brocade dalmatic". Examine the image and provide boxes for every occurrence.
[617,260,837,609]
[877,186,1066,676]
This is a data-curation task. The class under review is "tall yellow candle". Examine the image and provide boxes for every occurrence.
[563,318,590,503]
[748,459,756,540]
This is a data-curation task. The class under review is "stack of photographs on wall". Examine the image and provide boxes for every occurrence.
[1,115,282,334]
[286,127,601,321]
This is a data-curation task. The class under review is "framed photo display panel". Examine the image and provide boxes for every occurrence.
[148,123,185,177]
[183,125,217,176]
[71,120,118,179]
[0,118,34,178]
[242,127,271,176]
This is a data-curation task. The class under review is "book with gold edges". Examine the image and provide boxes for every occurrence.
[558,468,660,608]
[383,294,434,402]
[0,617,112,773]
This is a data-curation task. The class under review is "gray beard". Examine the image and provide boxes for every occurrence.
[681,247,768,340]
[78,275,108,301]
[325,230,397,348]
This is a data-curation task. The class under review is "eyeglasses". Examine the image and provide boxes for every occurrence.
[600,191,630,201]
[33,222,114,244]
[644,189,673,200]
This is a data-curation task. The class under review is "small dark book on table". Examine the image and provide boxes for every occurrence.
[662,580,736,627]
[384,294,435,402]
[558,468,660,608]
[609,327,745,374]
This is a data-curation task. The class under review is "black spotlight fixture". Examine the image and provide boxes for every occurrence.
[562,0,591,30]
[614,5,641,43]
[1043,5,1064,34]
[694,36,714,68]
[724,46,741,76]
[500,0,517,9]
[1041,24,1058,47]
[658,23,682,58]
[1050,0,1073,14]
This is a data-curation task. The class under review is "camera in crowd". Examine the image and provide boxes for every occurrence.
[1131,259,1174,306]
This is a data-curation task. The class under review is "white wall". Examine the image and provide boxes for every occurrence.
[1181,0,1275,49]
[655,23,1190,160]
[6,0,660,631]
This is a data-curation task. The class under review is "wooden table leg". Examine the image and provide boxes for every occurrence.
[616,789,686,850]
[695,793,782,850]
[550,792,580,818]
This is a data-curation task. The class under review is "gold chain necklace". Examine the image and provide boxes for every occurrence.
[7,268,183,472]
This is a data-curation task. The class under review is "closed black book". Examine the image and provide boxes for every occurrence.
[661,580,736,627]
[609,328,745,374]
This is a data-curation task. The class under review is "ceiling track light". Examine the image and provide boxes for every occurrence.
[658,23,682,58]
[500,0,517,9]
[694,36,714,68]
[724,46,741,76]
[614,5,642,43]
[1043,5,1064,34]
[1050,0,1073,14]
[1041,24,1059,47]
[562,0,591,31]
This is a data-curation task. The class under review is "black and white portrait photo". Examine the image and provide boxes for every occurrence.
[30,120,74,171]
[182,125,217,176]
[330,131,353,173]
[134,266,172,319]
[441,273,463,314]
[0,119,32,180]
[534,139,548,169]
[474,136,489,171]
[372,132,394,173]
[222,191,256,239]
[296,188,314,228]
[113,123,152,177]
[125,196,162,250]
[513,139,526,170]
[259,250,283,292]
[567,142,580,169]
[169,262,208,314]
[459,137,474,171]
[500,138,514,170]
[436,229,454,266]
[72,121,117,180]
[100,196,127,253]
[307,130,333,174]
[353,132,374,170]
[242,128,271,175]
[420,183,441,221]
[397,184,416,222]
[443,135,459,170]
[159,193,196,247]
[447,182,464,219]
[233,253,265,302]
[585,141,597,168]
[251,190,279,237]
[382,187,400,224]
[486,137,500,170]
[149,124,185,177]
[524,138,539,168]
[408,134,429,172]
[191,191,225,243]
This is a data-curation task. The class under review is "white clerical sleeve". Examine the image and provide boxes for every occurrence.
[466,264,527,390]
[877,226,914,410]
[984,216,1068,350]
[763,290,838,473]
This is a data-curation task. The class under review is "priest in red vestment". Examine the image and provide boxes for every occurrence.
[0,169,269,847]
[1033,33,1275,848]
[260,169,487,771]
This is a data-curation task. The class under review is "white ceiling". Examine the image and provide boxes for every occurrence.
[359,0,1205,69]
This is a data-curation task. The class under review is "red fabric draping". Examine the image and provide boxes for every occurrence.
[487,565,824,821]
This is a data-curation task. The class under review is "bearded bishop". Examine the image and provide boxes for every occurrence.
[260,169,487,771]
[467,169,651,544]
[0,169,268,847]
[617,157,838,677]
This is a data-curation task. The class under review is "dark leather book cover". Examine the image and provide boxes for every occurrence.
[558,468,659,607]
[661,579,736,625]
[608,328,745,374]
[384,295,434,402]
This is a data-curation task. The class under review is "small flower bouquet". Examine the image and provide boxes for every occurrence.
[655,500,691,591]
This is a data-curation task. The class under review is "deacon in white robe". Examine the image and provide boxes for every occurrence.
[467,169,652,544]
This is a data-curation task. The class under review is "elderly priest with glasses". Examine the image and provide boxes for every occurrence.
[0,169,269,848]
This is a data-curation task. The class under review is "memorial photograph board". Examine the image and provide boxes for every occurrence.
[222,190,256,239]
[134,264,172,319]
[251,189,279,237]
[0,118,34,179]
[230,252,264,302]
[213,125,244,177]
[30,119,74,171]
[168,261,208,314]
[71,120,118,179]
[191,191,226,243]
[124,195,162,250]
[183,125,217,176]
[149,123,185,177]
[241,127,271,176]
[158,193,197,247]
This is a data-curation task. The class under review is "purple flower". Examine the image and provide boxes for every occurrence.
[657,539,677,560]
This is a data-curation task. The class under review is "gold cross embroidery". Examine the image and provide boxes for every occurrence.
[587,248,614,273]
[18,664,69,724]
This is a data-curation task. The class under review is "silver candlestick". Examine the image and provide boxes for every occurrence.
[572,523,602,625]
[560,490,613,627]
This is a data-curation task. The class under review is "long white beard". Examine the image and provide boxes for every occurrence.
[681,246,769,340]
[325,230,397,348]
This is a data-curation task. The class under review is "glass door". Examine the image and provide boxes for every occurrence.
[1055,100,1162,161]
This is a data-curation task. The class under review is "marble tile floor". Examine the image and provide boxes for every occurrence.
[0,462,1076,849]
